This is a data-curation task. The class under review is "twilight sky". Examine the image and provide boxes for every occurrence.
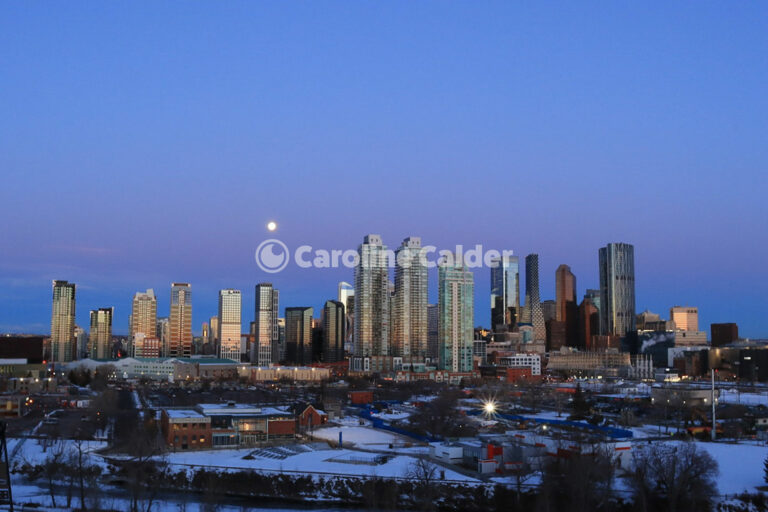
[1,2,767,337]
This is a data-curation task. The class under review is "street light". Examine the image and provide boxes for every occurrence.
[483,400,496,415]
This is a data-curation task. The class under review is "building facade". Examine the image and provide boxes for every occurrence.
[555,264,578,346]
[169,283,193,357]
[253,283,279,365]
[218,289,242,362]
[51,280,76,362]
[131,289,157,341]
[89,307,113,359]
[438,254,474,372]
[490,255,520,331]
[391,237,428,363]
[598,243,636,337]
[525,254,546,341]
[670,306,698,331]
[285,307,313,366]
[352,234,389,372]
[322,300,345,363]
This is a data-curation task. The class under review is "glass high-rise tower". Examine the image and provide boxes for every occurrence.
[51,280,76,362]
[391,237,428,362]
[438,254,474,372]
[490,255,519,330]
[253,283,279,365]
[525,254,546,341]
[598,243,636,336]
[352,234,389,372]
[285,306,313,365]
[323,300,345,363]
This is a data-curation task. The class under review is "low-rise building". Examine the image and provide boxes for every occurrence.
[161,409,212,450]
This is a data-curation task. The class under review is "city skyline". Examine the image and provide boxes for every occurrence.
[9,236,759,340]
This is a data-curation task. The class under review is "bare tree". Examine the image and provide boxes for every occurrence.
[624,442,719,512]
[41,439,66,508]
[406,457,439,511]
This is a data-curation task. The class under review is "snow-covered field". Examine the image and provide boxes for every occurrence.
[165,445,477,482]
[696,442,768,495]
[312,424,407,447]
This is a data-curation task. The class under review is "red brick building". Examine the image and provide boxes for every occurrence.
[161,410,212,450]
[297,404,328,428]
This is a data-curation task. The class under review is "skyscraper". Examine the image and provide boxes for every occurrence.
[89,307,113,359]
[427,303,439,364]
[285,307,313,365]
[253,283,279,365]
[352,234,389,372]
[157,316,169,355]
[490,255,520,331]
[555,264,578,346]
[51,280,76,362]
[169,283,193,357]
[524,254,546,341]
[578,292,600,350]
[131,289,157,342]
[218,289,242,362]
[598,243,636,336]
[438,254,474,373]
[323,300,345,363]
[338,281,355,356]
[74,325,87,360]
[391,237,428,362]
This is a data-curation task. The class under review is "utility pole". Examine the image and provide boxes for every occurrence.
[711,369,717,442]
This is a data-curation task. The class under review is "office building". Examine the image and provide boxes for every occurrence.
[490,255,520,331]
[391,237,428,362]
[524,254,546,341]
[438,254,474,372]
[89,307,114,359]
[323,300,345,363]
[169,283,193,357]
[338,281,355,354]
[130,289,157,340]
[285,307,313,365]
[427,303,439,364]
[598,243,636,336]
[555,264,578,346]
[352,235,389,372]
[51,280,76,362]
[218,289,242,362]
[253,283,279,365]
[670,306,699,332]
[711,323,739,347]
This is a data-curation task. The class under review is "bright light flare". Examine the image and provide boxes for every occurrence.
[266,221,278,232]
[483,400,497,415]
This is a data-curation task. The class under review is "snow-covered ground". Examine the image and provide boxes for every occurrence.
[312,424,411,448]
[9,437,108,469]
[718,388,768,406]
[696,442,768,495]
[164,445,477,482]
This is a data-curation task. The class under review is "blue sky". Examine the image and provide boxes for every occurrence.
[1,2,767,336]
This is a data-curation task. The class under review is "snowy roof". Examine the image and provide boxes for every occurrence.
[195,403,293,417]
[164,409,207,420]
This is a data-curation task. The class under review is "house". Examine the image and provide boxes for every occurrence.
[296,404,328,428]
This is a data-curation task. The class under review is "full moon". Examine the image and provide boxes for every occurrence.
[266,221,277,232]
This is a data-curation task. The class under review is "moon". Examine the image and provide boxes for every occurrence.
[267,221,277,232]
